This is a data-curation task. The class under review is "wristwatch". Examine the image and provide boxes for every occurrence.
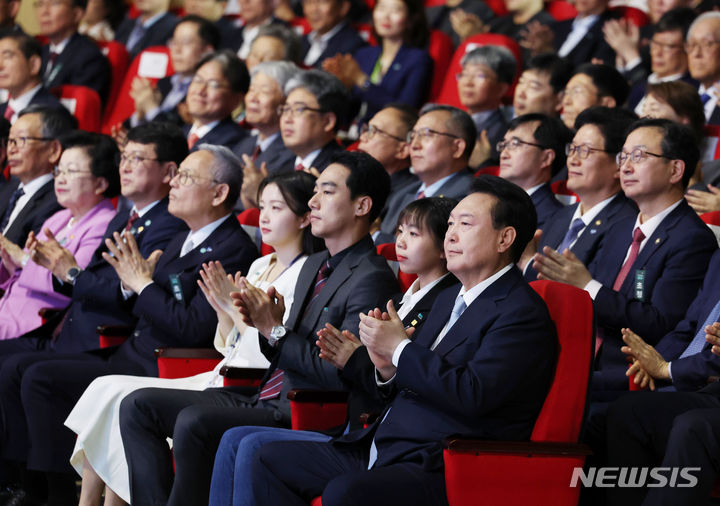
[65,267,82,284]
[268,325,288,347]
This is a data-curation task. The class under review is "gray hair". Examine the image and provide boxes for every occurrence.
[196,143,243,210]
[284,69,350,131]
[250,61,301,97]
[19,104,78,139]
[688,11,720,41]
[419,104,477,160]
[254,24,303,65]
[460,45,517,85]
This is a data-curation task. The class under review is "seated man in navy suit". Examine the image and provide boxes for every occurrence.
[0,31,64,124]
[301,0,365,68]
[251,175,558,506]
[185,50,249,151]
[497,113,571,230]
[35,0,110,104]
[279,69,348,173]
[533,118,717,398]
[117,151,398,505]
[457,45,516,167]
[126,15,219,128]
[687,12,720,126]
[114,0,178,60]
[521,107,638,281]
[0,144,257,504]
[375,104,476,245]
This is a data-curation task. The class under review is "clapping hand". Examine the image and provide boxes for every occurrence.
[27,228,79,281]
[532,246,592,288]
[101,231,162,293]
[359,300,414,380]
[317,323,362,370]
[231,278,285,338]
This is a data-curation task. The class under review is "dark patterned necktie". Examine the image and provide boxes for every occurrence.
[0,187,24,232]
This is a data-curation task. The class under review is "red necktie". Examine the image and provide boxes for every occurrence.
[3,104,14,121]
[187,133,200,150]
[124,211,139,232]
[612,227,646,291]
[251,144,261,161]
[415,190,426,200]
[295,163,305,172]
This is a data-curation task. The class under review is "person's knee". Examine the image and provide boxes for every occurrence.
[119,389,154,432]
[670,411,710,444]
[172,406,214,455]
[322,474,368,506]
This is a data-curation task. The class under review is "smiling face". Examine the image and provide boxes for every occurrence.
[408,110,464,184]
[246,35,286,69]
[54,146,106,215]
[258,182,307,249]
[687,17,720,86]
[168,150,225,229]
[187,60,242,125]
[303,0,348,35]
[566,124,620,203]
[244,71,284,132]
[118,141,170,208]
[561,73,601,129]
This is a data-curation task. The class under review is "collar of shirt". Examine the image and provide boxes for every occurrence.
[180,213,231,254]
[295,148,322,170]
[526,182,545,196]
[416,172,456,197]
[574,192,617,226]
[140,11,166,29]
[48,37,71,56]
[131,199,161,219]
[189,120,220,141]
[632,198,683,253]
[558,14,599,57]
[17,173,53,199]
[458,263,513,308]
[647,72,684,85]
[471,110,495,127]
[170,73,192,90]
[571,14,599,30]
[258,132,279,152]
[9,83,42,110]
[397,273,450,321]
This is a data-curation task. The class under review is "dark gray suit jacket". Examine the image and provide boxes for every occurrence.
[233,134,295,175]
[0,178,61,246]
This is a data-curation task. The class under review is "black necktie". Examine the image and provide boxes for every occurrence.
[0,187,25,232]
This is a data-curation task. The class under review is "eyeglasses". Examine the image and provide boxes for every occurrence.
[53,166,93,179]
[565,143,613,159]
[649,39,683,52]
[32,0,68,7]
[277,104,325,118]
[7,136,53,149]
[120,153,158,166]
[616,147,671,167]
[497,137,546,153]
[170,168,220,186]
[360,123,405,142]
[685,39,720,53]
[406,127,460,143]
[190,75,229,91]
[456,71,495,82]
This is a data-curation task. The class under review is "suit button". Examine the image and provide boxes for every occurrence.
[133,331,140,337]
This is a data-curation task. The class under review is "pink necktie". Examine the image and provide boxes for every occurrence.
[187,133,200,150]
[613,227,646,291]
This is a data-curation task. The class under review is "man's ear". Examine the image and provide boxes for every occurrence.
[47,140,63,166]
[212,182,230,208]
[497,226,516,255]
[599,95,617,108]
[28,54,42,79]
[668,159,685,186]
[8,0,19,20]
[451,138,467,160]
[340,0,351,18]
[322,112,337,133]
[354,194,372,218]
[161,161,177,184]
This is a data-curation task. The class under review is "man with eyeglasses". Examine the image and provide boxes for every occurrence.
[686,11,720,125]
[279,69,347,173]
[533,118,716,406]
[357,104,418,195]
[521,107,638,282]
[496,113,571,231]
[374,104,476,245]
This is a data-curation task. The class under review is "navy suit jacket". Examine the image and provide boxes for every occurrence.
[352,45,433,123]
[709,105,720,127]
[627,74,697,111]
[531,183,564,231]
[0,178,61,246]
[39,199,188,353]
[42,33,110,104]
[115,12,178,60]
[109,216,257,374]
[257,236,399,420]
[552,11,617,66]
[336,267,557,471]
[376,169,473,245]
[233,134,295,175]
[590,200,717,385]
[185,118,249,152]
[655,249,720,392]
[301,22,366,68]
[525,192,638,282]
[0,86,63,120]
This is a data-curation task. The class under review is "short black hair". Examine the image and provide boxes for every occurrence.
[126,122,188,166]
[419,103,477,160]
[625,117,699,188]
[18,105,78,138]
[574,63,630,106]
[71,0,88,8]
[285,69,351,131]
[178,14,222,50]
[397,196,458,252]
[575,106,638,154]
[0,29,41,60]
[526,53,574,94]
[59,131,121,198]
[655,7,697,38]
[470,175,537,263]
[195,50,250,94]
[383,102,418,134]
[330,151,391,223]
[507,113,573,176]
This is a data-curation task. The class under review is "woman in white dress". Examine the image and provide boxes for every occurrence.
[65,171,324,506]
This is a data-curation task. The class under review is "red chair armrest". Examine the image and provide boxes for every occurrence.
[96,324,132,348]
[286,389,349,403]
[154,347,223,359]
[219,365,266,387]
[38,308,62,325]
[287,389,349,431]
[444,438,591,457]
[154,348,223,379]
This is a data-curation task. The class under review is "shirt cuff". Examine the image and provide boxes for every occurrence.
[392,339,412,367]
[120,282,134,300]
[667,361,674,382]
[584,279,602,300]
[375,368,396,386]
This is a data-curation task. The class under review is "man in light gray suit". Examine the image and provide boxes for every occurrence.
[375,104,476,245]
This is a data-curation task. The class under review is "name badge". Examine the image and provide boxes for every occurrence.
[169,274,184,302]
[634,269,645,301]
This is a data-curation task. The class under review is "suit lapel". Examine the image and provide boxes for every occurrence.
[286,252,328,330]
[630,203,685,273]
[5,180,54,238]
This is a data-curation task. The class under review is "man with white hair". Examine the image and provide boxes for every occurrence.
[686,11,720,125]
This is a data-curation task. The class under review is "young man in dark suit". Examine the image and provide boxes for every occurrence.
[521,107,638,281]
[35,0,110,104]
[184,50,249,151]
[0,144,257,505]
[114,0,178,60]
[301,0,365,68]
[118,151,399,506]
[251,175,557,506]
[497,113,572,231]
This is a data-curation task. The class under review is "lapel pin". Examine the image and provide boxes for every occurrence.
[411,319,418,326]
[595,219,602,226]
[200,246,213,254]
[392,63,401,71]
[655,238,661,244]
[129,227,137,234]
[145,220,151,226]
[590,229,597,234]
[137,226,144,233]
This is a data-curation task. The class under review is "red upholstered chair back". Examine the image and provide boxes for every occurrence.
[237,207,274,256]
[436,34,522,109]
[528,280,594,443]
[474,165,500,177]
[427,29,454,101]
[609,6,650,27]
[101,46,174,134]
[96,40,130,122]
[546,0,578,21]
[551,179,579,205]
[376,242,417,292]
[51,85,102,132]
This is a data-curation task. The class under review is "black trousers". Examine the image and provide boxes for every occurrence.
[119,387,287,506]
[605,387,720,506]
[252,440,448,506]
